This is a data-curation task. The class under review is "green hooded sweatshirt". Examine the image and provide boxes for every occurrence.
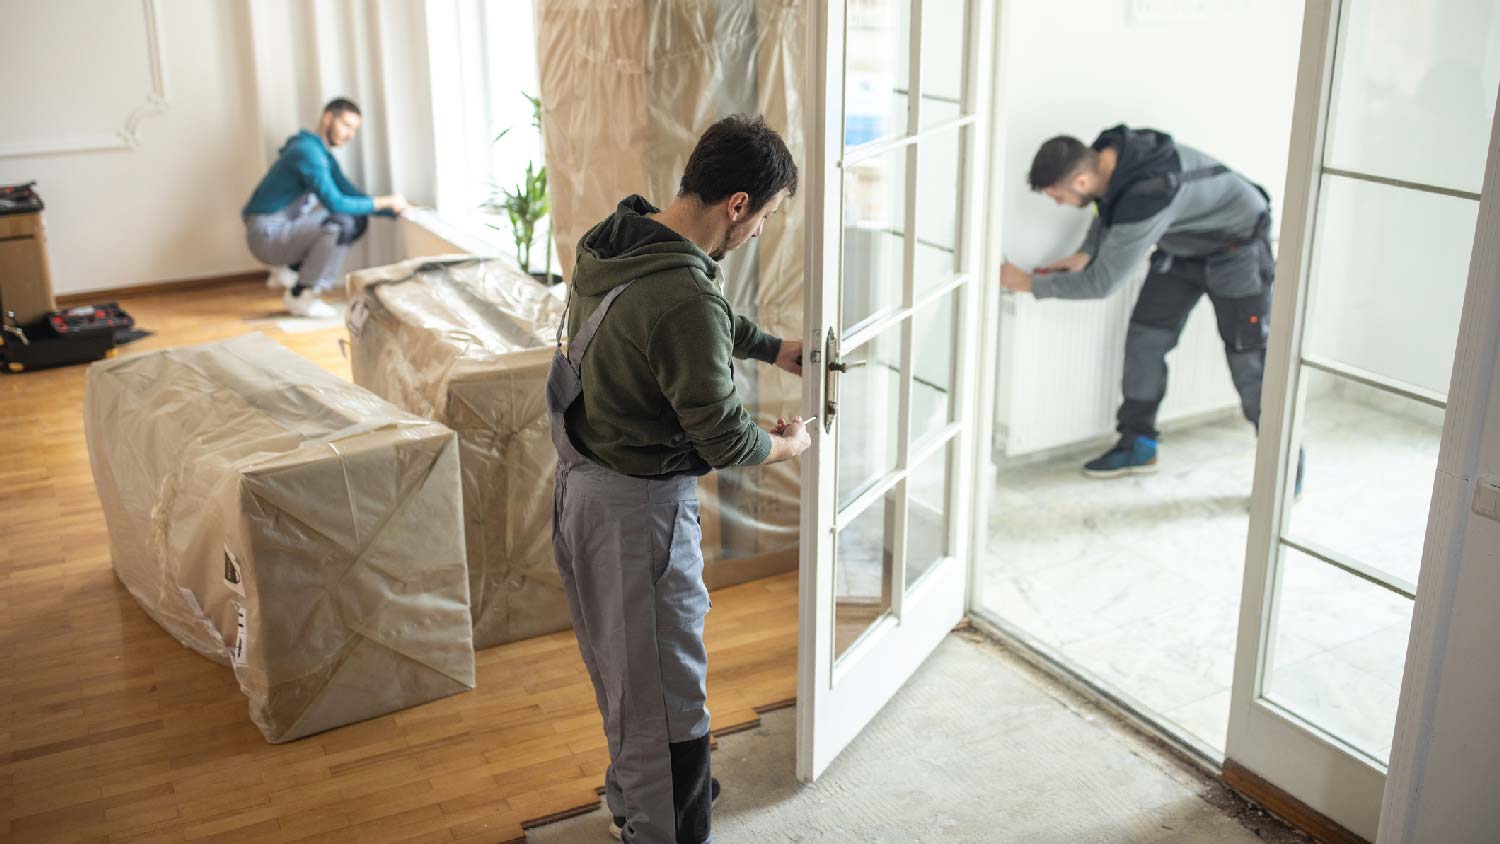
[562,195,781,477]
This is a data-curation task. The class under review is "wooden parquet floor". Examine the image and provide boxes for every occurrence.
[0,279,799,844]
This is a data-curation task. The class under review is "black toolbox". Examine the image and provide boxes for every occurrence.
[2,303,132,372]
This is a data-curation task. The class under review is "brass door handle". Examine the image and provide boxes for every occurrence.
[823,329,865,434]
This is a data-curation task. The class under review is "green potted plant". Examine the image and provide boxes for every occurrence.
[486,92,560,285]
[498,161,550,279]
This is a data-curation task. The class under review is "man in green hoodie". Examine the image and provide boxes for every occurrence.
[547,115,808,844]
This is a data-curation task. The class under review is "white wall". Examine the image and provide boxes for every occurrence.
[0,0,440,297]
[993,0,1305,456]
[0,0,265,295]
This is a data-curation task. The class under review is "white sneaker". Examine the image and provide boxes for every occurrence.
[266,266,299,289]
[283,288,337,319]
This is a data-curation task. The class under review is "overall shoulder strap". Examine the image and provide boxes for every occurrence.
[566,281,638,366]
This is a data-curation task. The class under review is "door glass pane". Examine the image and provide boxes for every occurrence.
[905,440,952,589]
[911,291,956,445]
[836,326,904,510]
[845,0,911,148]
[1324,0,1500,194]
[915,129,963,296]
[919,0,966,127]
[1264,547,1413,763]
[842,149,908,333]
[1285,375,1441,587]
[835,483,898,660]
[1303,176,1476,396]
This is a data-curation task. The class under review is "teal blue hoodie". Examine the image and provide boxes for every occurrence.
[243,130,386,218]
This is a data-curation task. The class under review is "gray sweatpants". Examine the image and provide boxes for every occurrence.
[243,193,357,292]
[552,460,713,844]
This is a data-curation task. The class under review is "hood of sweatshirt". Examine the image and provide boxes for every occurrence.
[1092,125,1181,226]
[570,195,718,296]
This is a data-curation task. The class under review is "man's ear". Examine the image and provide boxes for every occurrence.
[727,191,751,222]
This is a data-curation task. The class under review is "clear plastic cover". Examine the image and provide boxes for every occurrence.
[536,0,805,587]
[84,333,476,743]
[347,252,799,651]
[348,256,568,648]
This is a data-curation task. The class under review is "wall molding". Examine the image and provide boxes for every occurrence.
[0,0,170,159]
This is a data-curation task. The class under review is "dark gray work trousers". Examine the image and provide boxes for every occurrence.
[1118,238,1275,439]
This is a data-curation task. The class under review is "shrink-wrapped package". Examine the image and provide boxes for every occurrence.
[346,256,796,650]
[85,332,476,743]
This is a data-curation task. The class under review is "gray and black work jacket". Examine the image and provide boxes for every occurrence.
[1033,125,1271,301]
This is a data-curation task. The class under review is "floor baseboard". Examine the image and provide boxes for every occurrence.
[55,270,267,307]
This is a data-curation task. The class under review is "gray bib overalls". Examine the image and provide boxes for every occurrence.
[547,281,715,844]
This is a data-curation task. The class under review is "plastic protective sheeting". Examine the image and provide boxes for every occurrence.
[347,256,566,648]
[537,0,806,581]
[346,255,799,651]
[84,332,476,743]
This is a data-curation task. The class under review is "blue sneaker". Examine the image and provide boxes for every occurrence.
[1083,435,1158,478]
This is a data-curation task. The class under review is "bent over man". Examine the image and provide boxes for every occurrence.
[1002,125,1299,487]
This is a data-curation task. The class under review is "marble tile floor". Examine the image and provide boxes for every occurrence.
[977,391,1437,762]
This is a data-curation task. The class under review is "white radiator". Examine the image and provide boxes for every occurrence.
[994,262,1243,458]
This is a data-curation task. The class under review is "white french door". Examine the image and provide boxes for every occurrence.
[795,0,995,780]
[1228,0,1500,838]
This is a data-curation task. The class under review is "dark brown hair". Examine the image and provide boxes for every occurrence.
[679,114,799,213]
[1028,135,1097,191]
[323,98,362,118]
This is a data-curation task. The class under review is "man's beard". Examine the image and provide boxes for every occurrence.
[709,222,753,261]
[708,231,731,261]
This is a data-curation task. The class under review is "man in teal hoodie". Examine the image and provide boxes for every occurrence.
[547,115,809,844]
[242,98,409,318]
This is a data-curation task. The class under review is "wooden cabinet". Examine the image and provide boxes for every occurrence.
[0,212,56,324]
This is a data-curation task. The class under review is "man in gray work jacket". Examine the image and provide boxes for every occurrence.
[547,115,810,844]
[1001,125,1298,484]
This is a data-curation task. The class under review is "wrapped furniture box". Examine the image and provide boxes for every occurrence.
[346,256,796,649]
[347,256,565,648]
[85,332,476,743]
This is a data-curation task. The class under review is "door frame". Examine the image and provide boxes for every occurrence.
[1377,85,1500,844]
[966,0,1010,612]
